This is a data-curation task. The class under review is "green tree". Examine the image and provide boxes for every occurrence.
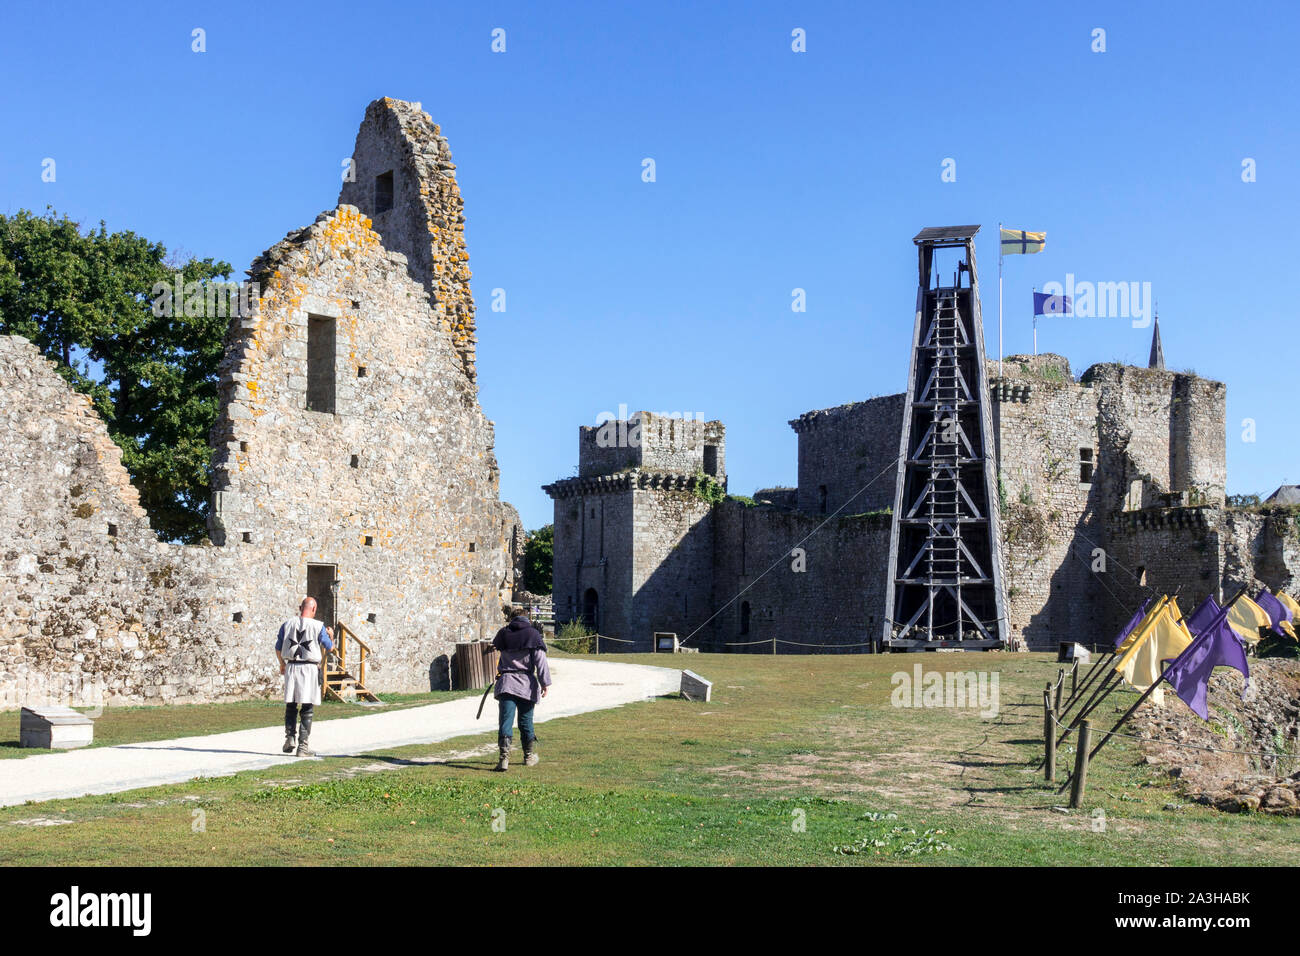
[0,208,233,542]
[523,524,554,595]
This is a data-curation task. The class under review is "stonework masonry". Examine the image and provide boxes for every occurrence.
[1,99,522,708]
[546,350,1297,653]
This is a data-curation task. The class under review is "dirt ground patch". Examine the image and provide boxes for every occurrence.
[1133,658,1300,814]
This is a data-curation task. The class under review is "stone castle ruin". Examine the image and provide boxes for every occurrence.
[1,98,523,707]
[546,227,1300,652]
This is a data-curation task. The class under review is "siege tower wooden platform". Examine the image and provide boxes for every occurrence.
[882,226,1008,650]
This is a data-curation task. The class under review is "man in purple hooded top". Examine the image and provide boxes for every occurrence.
[491,606,552,772]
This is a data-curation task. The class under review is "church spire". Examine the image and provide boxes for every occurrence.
[1148,307,1165,370]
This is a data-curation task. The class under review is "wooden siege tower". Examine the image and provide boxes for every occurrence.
[881,226,1008,650]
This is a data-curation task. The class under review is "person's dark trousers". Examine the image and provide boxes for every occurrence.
[497,693,536,746]
[285,703,313,734]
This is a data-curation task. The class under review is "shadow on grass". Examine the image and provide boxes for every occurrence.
[333,752,498,774]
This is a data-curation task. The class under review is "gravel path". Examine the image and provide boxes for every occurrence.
[0,658,682,807]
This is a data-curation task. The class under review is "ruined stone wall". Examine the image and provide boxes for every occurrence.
[1105,506,1223,640]
[576,414,724,481]
[207,206,513,693]
[339,98,478,383]
[1085,364,1226,509]
[709,501,891,653]
[1220,509,1300,596]
[2,99,520,706]
[0,336,258,707]
[577,423,640,477]
[790,395,904,516]
[990,359,1105,649]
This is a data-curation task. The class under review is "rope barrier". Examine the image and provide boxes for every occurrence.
[1044,700,1294,760]
[549,631,881,650]
[775,638,876,648]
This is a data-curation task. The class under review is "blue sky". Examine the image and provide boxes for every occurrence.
[2,0,1296,529]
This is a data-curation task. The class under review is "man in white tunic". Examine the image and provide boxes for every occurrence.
[274,597,334,756]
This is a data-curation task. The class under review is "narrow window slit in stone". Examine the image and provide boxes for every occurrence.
[374,170,394,213]
[306,314,337,414]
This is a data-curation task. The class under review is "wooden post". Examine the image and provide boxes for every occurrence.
[1063,650,1115,712]
[1055,669,1064,713]
[1071,659,1078,697]
[1057,669,1121,749]
[772,636,777,655]
[1069,720,1092,808]
[1043,687,1056,782]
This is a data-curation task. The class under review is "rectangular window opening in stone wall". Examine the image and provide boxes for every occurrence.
[1079,447,1094,483]
[374,170,394,213]
[818,484,828,514]
[703,444,719,477]
[306,314,337,414]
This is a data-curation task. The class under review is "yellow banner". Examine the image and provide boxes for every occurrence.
[1114,598,1193,705]
[1227,596,1271,645]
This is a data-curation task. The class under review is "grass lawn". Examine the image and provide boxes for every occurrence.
[0,689,479,758]
[0,652,1295,865]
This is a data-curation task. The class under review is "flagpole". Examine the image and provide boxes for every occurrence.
[1032,285,1037,356]
[997,221,1003,377]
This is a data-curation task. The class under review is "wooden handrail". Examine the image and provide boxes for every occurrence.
[322,622,377,701]
[337,622,371,654]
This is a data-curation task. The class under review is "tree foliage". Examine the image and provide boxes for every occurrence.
[523,524,554,595]
[0,208,233,542]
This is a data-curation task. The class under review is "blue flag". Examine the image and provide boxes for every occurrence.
[1114,598,1151,649]
[1164,596,1250,720]
[1034,292,1072,316]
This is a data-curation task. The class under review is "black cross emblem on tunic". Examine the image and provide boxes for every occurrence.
[287,626,312,661]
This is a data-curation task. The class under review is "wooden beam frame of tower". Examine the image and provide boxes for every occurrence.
[881,226,1008,651]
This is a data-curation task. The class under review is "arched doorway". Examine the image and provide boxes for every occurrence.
[582,588,599,631]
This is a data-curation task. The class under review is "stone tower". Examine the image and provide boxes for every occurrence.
[544,413,725,649]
